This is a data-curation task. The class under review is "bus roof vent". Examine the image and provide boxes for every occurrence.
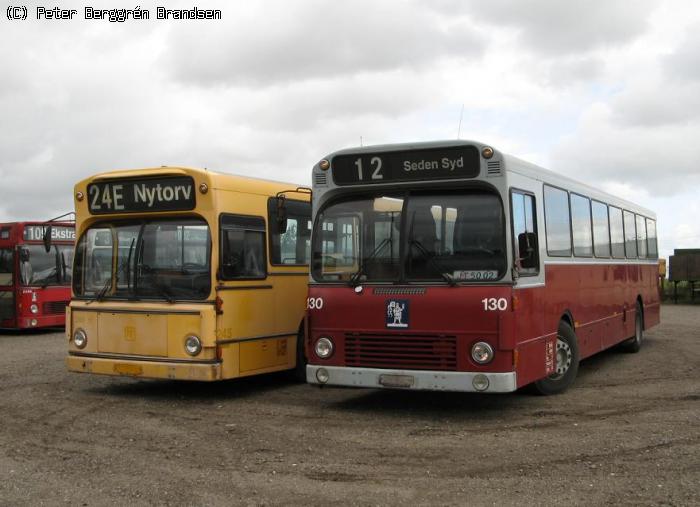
[314,172,328,186]
[486,161,502,177]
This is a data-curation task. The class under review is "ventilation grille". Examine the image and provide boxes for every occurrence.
[486,161,502,177]
[345,333,457,371]
[43,300,69,315]
[314,172,328,186]
[373,287,426,295]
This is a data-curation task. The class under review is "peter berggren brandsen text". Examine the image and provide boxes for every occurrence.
[35,6,222,22]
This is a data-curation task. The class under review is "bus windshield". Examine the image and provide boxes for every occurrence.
[18,245,73,287]
[73,217,211,301]
[312,190,506,283]
[0,248,12,286]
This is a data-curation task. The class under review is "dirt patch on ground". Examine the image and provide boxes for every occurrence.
[0,305,698,505]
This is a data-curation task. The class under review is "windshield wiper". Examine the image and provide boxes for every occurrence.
[86,277,113,304]
[348,237,392,287]
[409,239,457,287]
[154,282,175,304]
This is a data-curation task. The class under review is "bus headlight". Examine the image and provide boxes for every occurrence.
[471,342,494,364]
[30,304,39,314]
[314,337,334,359]
[184,335,202,356]
[73,329,88,349]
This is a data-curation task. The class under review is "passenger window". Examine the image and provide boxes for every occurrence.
[646,219,658,259]
[636,214,648,258]
[268,199,311,265]
[570,194,592,257]
[543,185,571,256]
[220,215,266,279]
[592,200,610,258]
[623,210,637,258]
[609,206,625,258]
[511,191,539,275]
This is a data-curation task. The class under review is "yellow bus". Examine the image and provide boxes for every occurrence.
[66,167,311,381]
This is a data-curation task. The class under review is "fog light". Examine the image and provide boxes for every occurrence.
[73,328,87,348]
[472,374,489,391]
[316,368,329,384]
[471,341,494,364]
[314,337,334,359]
[30,319,38,327]
[30,304,39,314]
[184,335,202,356]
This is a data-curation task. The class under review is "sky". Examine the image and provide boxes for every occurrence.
[1,0,699,261]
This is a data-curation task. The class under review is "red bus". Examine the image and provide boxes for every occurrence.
[0,222,75,329]
[305,141,660,394]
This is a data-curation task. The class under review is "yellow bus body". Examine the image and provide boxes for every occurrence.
[66,167,310,381]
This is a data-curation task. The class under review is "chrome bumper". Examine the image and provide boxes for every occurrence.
[306,365,517,393]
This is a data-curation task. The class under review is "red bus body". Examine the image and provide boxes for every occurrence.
[0,222,75,329]
[306,141,660,393]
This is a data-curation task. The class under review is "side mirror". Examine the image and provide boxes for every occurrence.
[43,225,53,253]
[517,232,538,269]
[276,196,288,234]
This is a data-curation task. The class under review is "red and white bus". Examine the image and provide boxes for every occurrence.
[0,222,75,329]
[305,141,660,394]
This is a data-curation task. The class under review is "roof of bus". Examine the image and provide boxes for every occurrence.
[77,166,310,200]
[0,221,75,228]
[321,140,655,218]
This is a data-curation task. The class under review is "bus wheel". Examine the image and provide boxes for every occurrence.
[621,302,643,353]
[293,328,307,382]
[534,321,580,395]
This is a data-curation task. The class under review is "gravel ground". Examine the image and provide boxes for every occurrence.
[0,304,698,506]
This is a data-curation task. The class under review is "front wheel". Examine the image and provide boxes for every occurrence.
[533,321,580,395]
[620,302,643,353]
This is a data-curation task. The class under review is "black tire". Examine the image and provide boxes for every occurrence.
[533,321,580,395]
[292,327,307,382]
[620,302,643,353]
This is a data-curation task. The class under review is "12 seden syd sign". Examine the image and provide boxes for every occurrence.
[87,176,196,214]
[331,146,480,185]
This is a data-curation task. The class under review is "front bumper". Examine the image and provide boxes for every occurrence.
[67,354,222,381]
[306,365,517,393]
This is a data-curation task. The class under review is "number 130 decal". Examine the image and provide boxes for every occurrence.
[307,297,324,310]
[482,297,508,311]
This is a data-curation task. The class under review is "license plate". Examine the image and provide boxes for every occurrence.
[113,363,143,376]
[378,374,414,388]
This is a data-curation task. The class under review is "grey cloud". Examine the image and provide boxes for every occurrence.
[664,23,700,81]
[161,0,484,87]
[436,0,654,56]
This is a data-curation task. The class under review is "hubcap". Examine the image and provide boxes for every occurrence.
[550,337,572,379]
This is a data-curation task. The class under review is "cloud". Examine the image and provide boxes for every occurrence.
[162,0,484,87]
[456,0,655,56]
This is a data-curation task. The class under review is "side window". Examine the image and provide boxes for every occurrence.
[543,185,571,257]
[220,214,266,279]
[623,210,637,258]
[268,199,311,266]
[570,193,592,257]
[511,191,539,275]
[609,206,625,258]
[636,214,648,258]
[646,218,658,259]
[592,200,610,258]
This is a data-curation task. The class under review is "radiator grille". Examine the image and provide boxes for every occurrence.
[43,300,69,315]
[345,333,457,371]
[373,287,426,295]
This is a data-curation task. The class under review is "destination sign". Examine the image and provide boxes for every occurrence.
[87,176,196,214]
[331,146,480,186]
[23,226,75,242]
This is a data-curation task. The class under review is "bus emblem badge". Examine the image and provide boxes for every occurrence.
[386,300,409,328]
